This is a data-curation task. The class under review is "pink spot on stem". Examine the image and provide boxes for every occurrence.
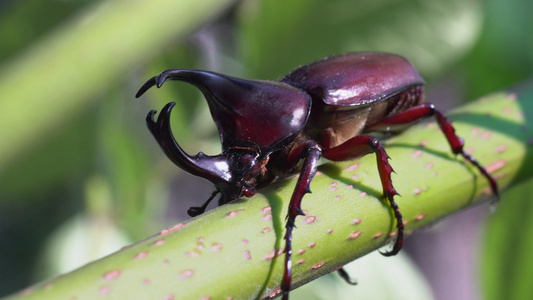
[99,286,111,295]
[226,211,240,217]
[160,223,185,235]
[495,145,507,153]
[261,206,271,213]
[263,213,272,220]
[486,160,506,174]
[242,239,249,245]
[102,270,121,281]
[244,250,252,260]
[143,278,151,285]
[415,214,426,221]
[265,250,276,260]
[268,289,282,298]
[179,270,194,279]
[153,239,165,246]
[480,131,492,139]
[298,260,305,265]
[335,195,341,200]
[327,229,333,234]
[412,150,423,158]
[135,252,148,260]
[261,227,271,234]
[353,218,362,224]
[311,262,326,270]
[419,140,428,146]
[211,243,223,252]
[414,188,422,195]
[309,242,316,248]
[165,295,175,300]
[359,192,367,197]
[426,163,433,169]
[374,233,383,238]
[305,216,316,224]
[346,163,359,171]
[349,231,361,239]
[299,249,305,254]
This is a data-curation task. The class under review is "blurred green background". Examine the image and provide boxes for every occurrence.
[0,0,531,299]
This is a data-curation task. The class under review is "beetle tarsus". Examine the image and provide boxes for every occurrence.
[461,152,499,200]
[337,267,358,285]
[379,193,404,256]
[187,191,219,217]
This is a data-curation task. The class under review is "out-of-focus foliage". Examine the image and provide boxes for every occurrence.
[0,0,531,299]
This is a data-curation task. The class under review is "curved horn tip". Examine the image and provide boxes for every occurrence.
[146,110,158,123]
[162,102,176,113]
[135,76,158,98]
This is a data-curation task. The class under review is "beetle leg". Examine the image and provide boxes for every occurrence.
[367,103,499,200]
[187,190,219,217]
[337,267,357,285]
[323,136,403,256]
[282,142,322,300]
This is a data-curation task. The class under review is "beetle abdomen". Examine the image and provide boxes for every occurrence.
[280,52,424,110]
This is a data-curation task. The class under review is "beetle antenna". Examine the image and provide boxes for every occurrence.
[187,190,220,217]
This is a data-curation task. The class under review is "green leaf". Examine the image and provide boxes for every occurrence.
[239,0,482,79]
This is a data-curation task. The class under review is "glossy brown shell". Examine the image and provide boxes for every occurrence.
[280,52,424,111]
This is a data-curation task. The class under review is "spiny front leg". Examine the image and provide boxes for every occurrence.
[282,143,322,300]
[323,135,403,256]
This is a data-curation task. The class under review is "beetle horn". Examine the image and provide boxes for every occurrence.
[135,69,227,99]
[136,69,311,153]
[146,102,233,186]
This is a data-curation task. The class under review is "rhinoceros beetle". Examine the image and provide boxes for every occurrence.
[136,52,498,299]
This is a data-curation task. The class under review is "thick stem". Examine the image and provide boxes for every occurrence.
[3,90,532,300]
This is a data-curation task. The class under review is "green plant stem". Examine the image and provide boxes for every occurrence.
[3,89,532,300]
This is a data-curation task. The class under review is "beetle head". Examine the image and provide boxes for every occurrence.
[138,70,311,201]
